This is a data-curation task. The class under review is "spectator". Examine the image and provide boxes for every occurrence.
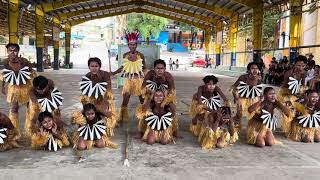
[307,54,314,64]
[206,58,212,68]
[169,58,173,70]
[175,59,179,69]
[305,60,316,85]
[172,60,175,70]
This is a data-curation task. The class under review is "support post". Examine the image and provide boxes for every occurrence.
[53,17,60,70]
[204,29,211,64]
[252,2,264,62]
[8,0,19,43]
[230,15,238,67]
[35,5,44,72]
[65,23,71,67]
[289,0,303,63]
[215,22,223,66]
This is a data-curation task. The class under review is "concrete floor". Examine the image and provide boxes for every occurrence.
[0,69,320,180]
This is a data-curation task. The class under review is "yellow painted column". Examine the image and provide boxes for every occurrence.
[53,17,60,70]
[204,29,211,65]
[35,5,45,72]
[215,22,222,66]
[252,2,264,62]
[8,0,19,43]
[289,0,304,63]
[230,15,238,66]
[65,23,71,67]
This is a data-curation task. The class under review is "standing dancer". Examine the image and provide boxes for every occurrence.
[113,31,146,122]
[0,43,37,137]
[231,62,263,132]
[79,57,118,127]
[247,87,290,147]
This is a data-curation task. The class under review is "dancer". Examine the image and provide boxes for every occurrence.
[286,90,320,143]
[72,103,117,150]
[113,31,146,122]
[30,111,69,151]
[27,76,63,135]
[138,59,178,137]
[231,62,263,131]
[0,43,37,137]
[79,57,118,124]
[190,75,230,136]
[247,87,290,147]
[136,90,177,145]
[0,112,19,151]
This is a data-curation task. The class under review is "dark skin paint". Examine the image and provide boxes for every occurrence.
[248,89,290,147]
[77,109,105,150]
[146,91,172,145]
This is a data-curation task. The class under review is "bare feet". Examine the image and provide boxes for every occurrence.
[265,130,275,146]
[255,133,265,148]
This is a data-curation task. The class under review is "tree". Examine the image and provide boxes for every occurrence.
[262,11,281,49]
[127,13,169,44]
[178,23,200,49]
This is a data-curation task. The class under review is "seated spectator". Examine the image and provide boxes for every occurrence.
[305,60,316,86]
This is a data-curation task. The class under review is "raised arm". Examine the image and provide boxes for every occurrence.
[275,100,290,117]
[281,70,291,87]
[112,66,123,75]
[248,101,262,114]
[112,53,127,75]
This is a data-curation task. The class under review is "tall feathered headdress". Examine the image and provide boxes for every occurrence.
[124,30,139,43]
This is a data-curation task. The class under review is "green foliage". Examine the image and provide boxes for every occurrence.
[262,11,281,48]
[127,13,169,40]
[178,22,199,32]
[263,11,281,39]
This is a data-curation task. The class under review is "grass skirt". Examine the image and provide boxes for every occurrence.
[0,128,19,151]
[31,132,70,150]
[122,78,143,96]
[71,111,117,149]
[198,125,238,150]
[287,119,320,142]
[247,117,267,145]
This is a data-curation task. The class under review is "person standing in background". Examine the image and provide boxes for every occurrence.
[169,58,173,70]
